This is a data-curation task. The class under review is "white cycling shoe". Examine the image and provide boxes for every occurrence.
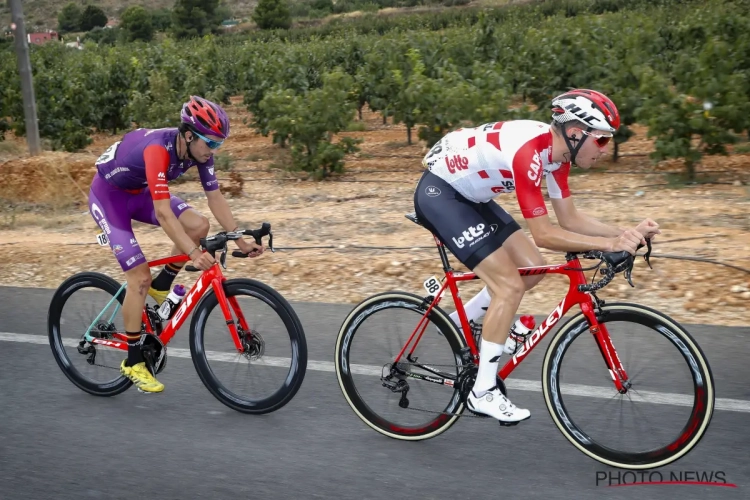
[467,386,531,425]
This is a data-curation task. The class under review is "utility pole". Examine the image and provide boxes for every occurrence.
[7,0,41,156]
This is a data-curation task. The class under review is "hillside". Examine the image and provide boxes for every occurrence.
[0,0,259,32]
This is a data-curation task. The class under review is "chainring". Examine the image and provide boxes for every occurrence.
[141,334,167,375]
[457,364,507,405]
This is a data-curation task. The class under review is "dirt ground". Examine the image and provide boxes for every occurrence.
[1,97,749,328]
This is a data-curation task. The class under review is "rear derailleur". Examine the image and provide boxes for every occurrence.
[382,361,412,409]
[77,321,118,366]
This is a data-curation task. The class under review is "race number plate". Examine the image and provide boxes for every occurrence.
[96,232,109,246]
[423,275,443,297]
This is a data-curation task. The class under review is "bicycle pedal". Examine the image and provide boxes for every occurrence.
[498,418,528,427]
[136,387,161,395]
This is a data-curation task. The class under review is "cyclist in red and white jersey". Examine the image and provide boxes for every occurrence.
[413,89,661,424]
[89,96,263,393]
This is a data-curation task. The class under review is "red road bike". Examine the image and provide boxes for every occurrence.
[334,213,714,469]
[49,223,307,414]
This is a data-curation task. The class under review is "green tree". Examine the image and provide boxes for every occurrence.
[252,0,292,30]
[79,5,108,32]
[172,0,222,39]
[127,70,182,129]
[259,69,361,179]
[57,3,81,33]
[639,66,747,181]
[151,8,173,32]
[83,26,121,45]
[121,6,154,42]
[216,1,233,22]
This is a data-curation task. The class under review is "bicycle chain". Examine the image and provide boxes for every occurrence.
[401,404,487,419]
[90,361,120,371]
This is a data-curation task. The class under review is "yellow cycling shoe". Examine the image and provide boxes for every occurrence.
[147,287,169,306]
[120,360,165,393]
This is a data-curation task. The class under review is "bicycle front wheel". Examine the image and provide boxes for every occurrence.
[189,278,307,414]
[542,302,715,469]
[334,291,469,441]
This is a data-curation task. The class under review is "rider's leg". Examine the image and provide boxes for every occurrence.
[448,286,491,331]
[132,194,208,303]
[122,263,152,364]
[150,207,210,299]
[448,210,547,329]
[413,172,530,422]
[470,244,526,394]
[118,253,165,393]
[88,176,164,393]
[463,230,545,422]
[470,221,546,384]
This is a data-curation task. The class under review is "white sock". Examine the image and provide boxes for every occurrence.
[450,286,491,330]
[472,338,505,397]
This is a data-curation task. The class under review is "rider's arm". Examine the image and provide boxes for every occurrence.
[205,188,241,233]
[512,145,615,253]
[144,145,201,260]
[201,163,247,248]
[550,197,625,237]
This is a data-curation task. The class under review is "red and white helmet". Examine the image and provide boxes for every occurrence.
[551,89,620,133]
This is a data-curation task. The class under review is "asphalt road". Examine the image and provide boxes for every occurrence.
[0,285,748,499]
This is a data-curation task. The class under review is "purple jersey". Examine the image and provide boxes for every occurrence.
[94,127,219,193]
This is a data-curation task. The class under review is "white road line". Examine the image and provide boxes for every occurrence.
[4,331,749,413]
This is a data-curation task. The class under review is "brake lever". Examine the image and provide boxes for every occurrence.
[643,237,653,269]
[220,246,228,269]
[624,263,634,287]
[624,237,654,287]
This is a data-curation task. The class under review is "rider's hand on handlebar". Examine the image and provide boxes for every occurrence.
[635,218,661,240]
[608,229,645,255]
[190,249,215,270]
[236,238,264,258]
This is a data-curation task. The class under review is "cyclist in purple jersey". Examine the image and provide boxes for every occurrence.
[95,128,220,192]
[88,96,264,393]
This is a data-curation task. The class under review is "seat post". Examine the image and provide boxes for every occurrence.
[433,235,453,272]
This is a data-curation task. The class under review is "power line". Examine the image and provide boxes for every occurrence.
[4,241,747,274]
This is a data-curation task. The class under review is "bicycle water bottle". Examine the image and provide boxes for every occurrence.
[157,284,186,321]
[504,315,536,355]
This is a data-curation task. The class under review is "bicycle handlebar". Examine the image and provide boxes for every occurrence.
[571,238,653,293]
[184,222,274,272]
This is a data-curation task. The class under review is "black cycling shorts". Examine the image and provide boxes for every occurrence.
[413,170,521,270]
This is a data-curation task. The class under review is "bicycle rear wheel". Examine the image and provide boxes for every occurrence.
[48,272,132,396]
[334,291,471,441]
[189,278,307,414]
[542,302,715,469]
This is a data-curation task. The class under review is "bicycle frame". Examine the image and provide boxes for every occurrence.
[396,235,630,393]
[83,254,250,354]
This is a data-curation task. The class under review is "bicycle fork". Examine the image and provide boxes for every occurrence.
[581,303,631,393]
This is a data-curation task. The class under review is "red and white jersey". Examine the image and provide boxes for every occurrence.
[422,120,571,218]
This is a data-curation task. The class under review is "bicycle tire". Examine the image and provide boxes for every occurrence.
[542,302,715,470]
[189,278,307,414]
[48,271,132,396]
[334,291,468,441]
